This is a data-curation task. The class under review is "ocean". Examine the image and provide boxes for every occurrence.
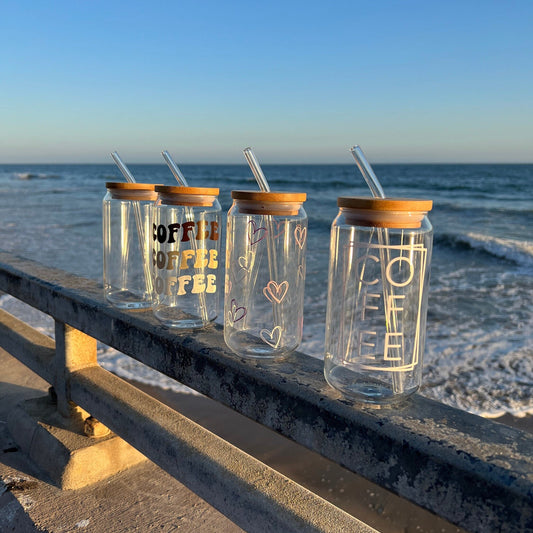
[0,163,531,418]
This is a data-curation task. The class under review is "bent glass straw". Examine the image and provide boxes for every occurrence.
[109,151,153,294]
[162,150,189,186]
[349,145,404,393]
[244,147,270,192]
[350,145,386,199]
[161,150,209,323]
[242,147,281,333]
[111,151,136,184]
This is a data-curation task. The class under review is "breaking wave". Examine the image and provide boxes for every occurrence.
[15,172,60,180]
[437,232,533,268]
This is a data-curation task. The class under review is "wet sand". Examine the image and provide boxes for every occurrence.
[126,380,531,533]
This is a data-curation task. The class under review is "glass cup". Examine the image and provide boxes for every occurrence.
[151,186,221,329]
[224,190,307,358]
[103,182,158,309]
[324,197,433,404]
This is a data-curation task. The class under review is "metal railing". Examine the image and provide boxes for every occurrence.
[0,251,531,532]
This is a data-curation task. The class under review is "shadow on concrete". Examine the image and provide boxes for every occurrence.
[0,488,42,533]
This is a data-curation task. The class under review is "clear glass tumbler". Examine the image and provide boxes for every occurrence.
[224,191,307,358]
[151,185,221,329]
[103,182,157,309]
[324,197,433,404]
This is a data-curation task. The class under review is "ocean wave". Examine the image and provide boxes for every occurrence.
[422,345,533,418]
[436,232,533,268]
[15,172,61,180]
[435,199,533,213]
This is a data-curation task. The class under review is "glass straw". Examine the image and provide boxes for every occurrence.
[350,145,386,199]
[111,151,136,184]
[162,150,189,186]
[110,151,153,295]
[161,150,209,324]
[244,147,270,192]
[242,147,281,335]
[349,145,404,393]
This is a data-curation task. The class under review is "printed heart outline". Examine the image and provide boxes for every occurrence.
[263,280,289,304]
[228,299,247,323]
[231,267,248,283]
[294,225,307,249]
[273,220,287,239]
[238,250,255,272]
[297,264,305,280]
[248,220,267,246]
[260,326,282,349]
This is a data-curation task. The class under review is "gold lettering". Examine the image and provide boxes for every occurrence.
[180,249,196,269]
[206,274,217,293]
[191,274,206,294]
[194,249,209,268]
[177,275,191,295]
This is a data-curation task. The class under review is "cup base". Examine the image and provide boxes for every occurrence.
[153,307,213,329]
[224,330,296,359]
[324,364,417,405]
[105,289,152,309]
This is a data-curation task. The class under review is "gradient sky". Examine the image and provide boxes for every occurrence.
[1,1,532,163]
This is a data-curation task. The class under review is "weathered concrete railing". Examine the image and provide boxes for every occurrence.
[0,251,531,532]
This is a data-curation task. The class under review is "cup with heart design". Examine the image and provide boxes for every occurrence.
[224,190,307,358]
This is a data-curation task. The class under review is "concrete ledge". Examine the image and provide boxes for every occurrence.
[0,252,532,532]
[70,366,376,533]
[7,396,147,490]
[0,309,55,383]
[0,348,244,532]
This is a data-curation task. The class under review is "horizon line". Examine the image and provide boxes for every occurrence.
[1,161,532,166]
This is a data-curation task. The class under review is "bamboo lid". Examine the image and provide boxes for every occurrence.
[232,190,307,216]
[338,197,433,228]
[105,182,160,200]
[155,186,219,196]
[106,182,158,191]
[338,197,433,211]
[232,191,307,203]
[155,185,220,206]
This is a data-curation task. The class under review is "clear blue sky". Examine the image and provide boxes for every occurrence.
[1,1,532,163]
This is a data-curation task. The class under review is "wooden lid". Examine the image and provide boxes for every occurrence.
[338,197,433,211]
[231,190,306,215]
[155,185,219,196]
[231,191,307,203]
[155,185,219,207]
[338,197,432,228]
[105,182,160,200]
[106,182,159,191]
